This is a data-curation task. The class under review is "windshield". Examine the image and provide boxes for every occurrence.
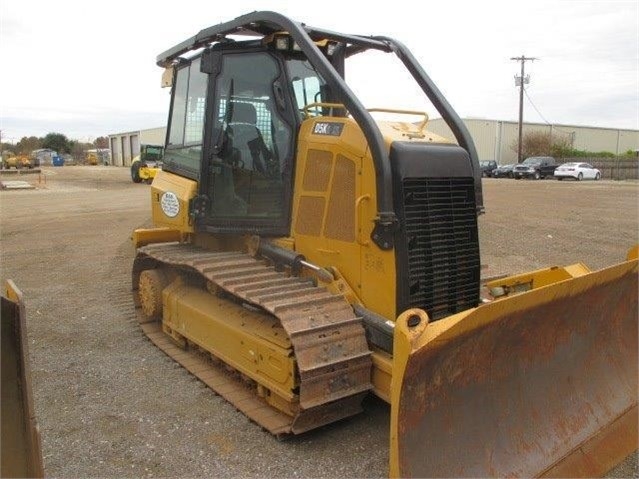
[145,147,163,161]
[522,157,543,165]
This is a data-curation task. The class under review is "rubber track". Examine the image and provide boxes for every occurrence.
[136,242,372,434]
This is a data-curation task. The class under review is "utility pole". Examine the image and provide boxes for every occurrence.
[511,55,537,162]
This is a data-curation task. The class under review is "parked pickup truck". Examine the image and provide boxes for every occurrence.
[513,156,557,180]
[480,160,498,177]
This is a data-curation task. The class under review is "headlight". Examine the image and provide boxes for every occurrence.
[275,37,290,50]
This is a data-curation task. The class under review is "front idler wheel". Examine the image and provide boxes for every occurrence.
[139,269,170,321]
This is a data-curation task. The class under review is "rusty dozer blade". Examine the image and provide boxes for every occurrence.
[390,257,638,478]
[1,280,44,478]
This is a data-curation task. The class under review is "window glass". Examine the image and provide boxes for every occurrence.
[165,59,207,176]
[168,66,189,146]
[286,58,326,115]
[184,58,207,144]
[208,53,292,221]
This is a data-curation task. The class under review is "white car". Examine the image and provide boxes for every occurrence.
[554,162,601,181]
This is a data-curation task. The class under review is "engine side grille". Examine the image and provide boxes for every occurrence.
[400,177,480,320]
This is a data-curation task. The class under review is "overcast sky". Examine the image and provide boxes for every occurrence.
[1,0,637,143]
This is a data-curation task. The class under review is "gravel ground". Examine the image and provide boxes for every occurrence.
[1,166,637,478]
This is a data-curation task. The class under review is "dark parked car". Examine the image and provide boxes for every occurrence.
[513,156,557,180]
[480,160,498,177]
[492,164,515,178]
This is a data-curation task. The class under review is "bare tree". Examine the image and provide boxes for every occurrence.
[510,131,572,159]
[71,141,93,164]
[94,136,109,149]
[16,136,43,154]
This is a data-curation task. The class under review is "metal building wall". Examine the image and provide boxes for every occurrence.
[424,119,500,161]
[130,135,140,158]
[140,127,166,146]
[618,130,639,154]
[121,137,131,166]
[108,131,136,166]
[110,137,120,166]
[424,120,455,144]
[571,127,619,153]
[427,118,638,164]
[465,120,498,161]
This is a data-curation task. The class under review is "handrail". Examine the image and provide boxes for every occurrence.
[302,102,347,118]
[367,108,429,136]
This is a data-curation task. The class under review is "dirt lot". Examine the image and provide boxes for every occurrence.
[1,166,637,477]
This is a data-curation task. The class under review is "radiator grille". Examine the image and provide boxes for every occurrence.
[401,177,480,320]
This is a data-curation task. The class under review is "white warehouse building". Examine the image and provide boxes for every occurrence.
[427,118,638,164]
[108,120,637,167]
[108,127,166,167]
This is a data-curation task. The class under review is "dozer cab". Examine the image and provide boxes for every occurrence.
[131,12,638,477]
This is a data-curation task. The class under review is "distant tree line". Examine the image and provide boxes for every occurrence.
[1,133,109,157]
[511,131,636,161]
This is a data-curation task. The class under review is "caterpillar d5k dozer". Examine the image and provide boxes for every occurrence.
[131,12,638,477]
[1,281,44,478]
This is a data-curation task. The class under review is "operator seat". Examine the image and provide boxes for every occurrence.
[226,102,268,174]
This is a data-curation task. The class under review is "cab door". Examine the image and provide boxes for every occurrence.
[200,50,298,236]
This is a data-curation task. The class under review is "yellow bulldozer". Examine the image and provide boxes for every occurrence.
[2,153,34,169]
[131,12,638,477]
[85,149,110,166]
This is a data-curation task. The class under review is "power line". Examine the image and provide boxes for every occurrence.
[523,88,551,124]
[523,88,578,137]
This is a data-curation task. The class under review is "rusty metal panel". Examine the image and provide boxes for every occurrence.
[1,281,44,478]
[391,259,638,477]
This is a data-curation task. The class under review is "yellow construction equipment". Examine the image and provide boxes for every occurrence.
[131,12,638,477]
[85,149,110,166]
[2,154,33,169]
[1,281,44,478]
[130,144,164,183]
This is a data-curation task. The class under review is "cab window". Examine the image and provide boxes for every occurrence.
[286,58,326,115]
[207,52,293,222]
[165,58,207,177]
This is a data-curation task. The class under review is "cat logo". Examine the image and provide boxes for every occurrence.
[312,122,344,136]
